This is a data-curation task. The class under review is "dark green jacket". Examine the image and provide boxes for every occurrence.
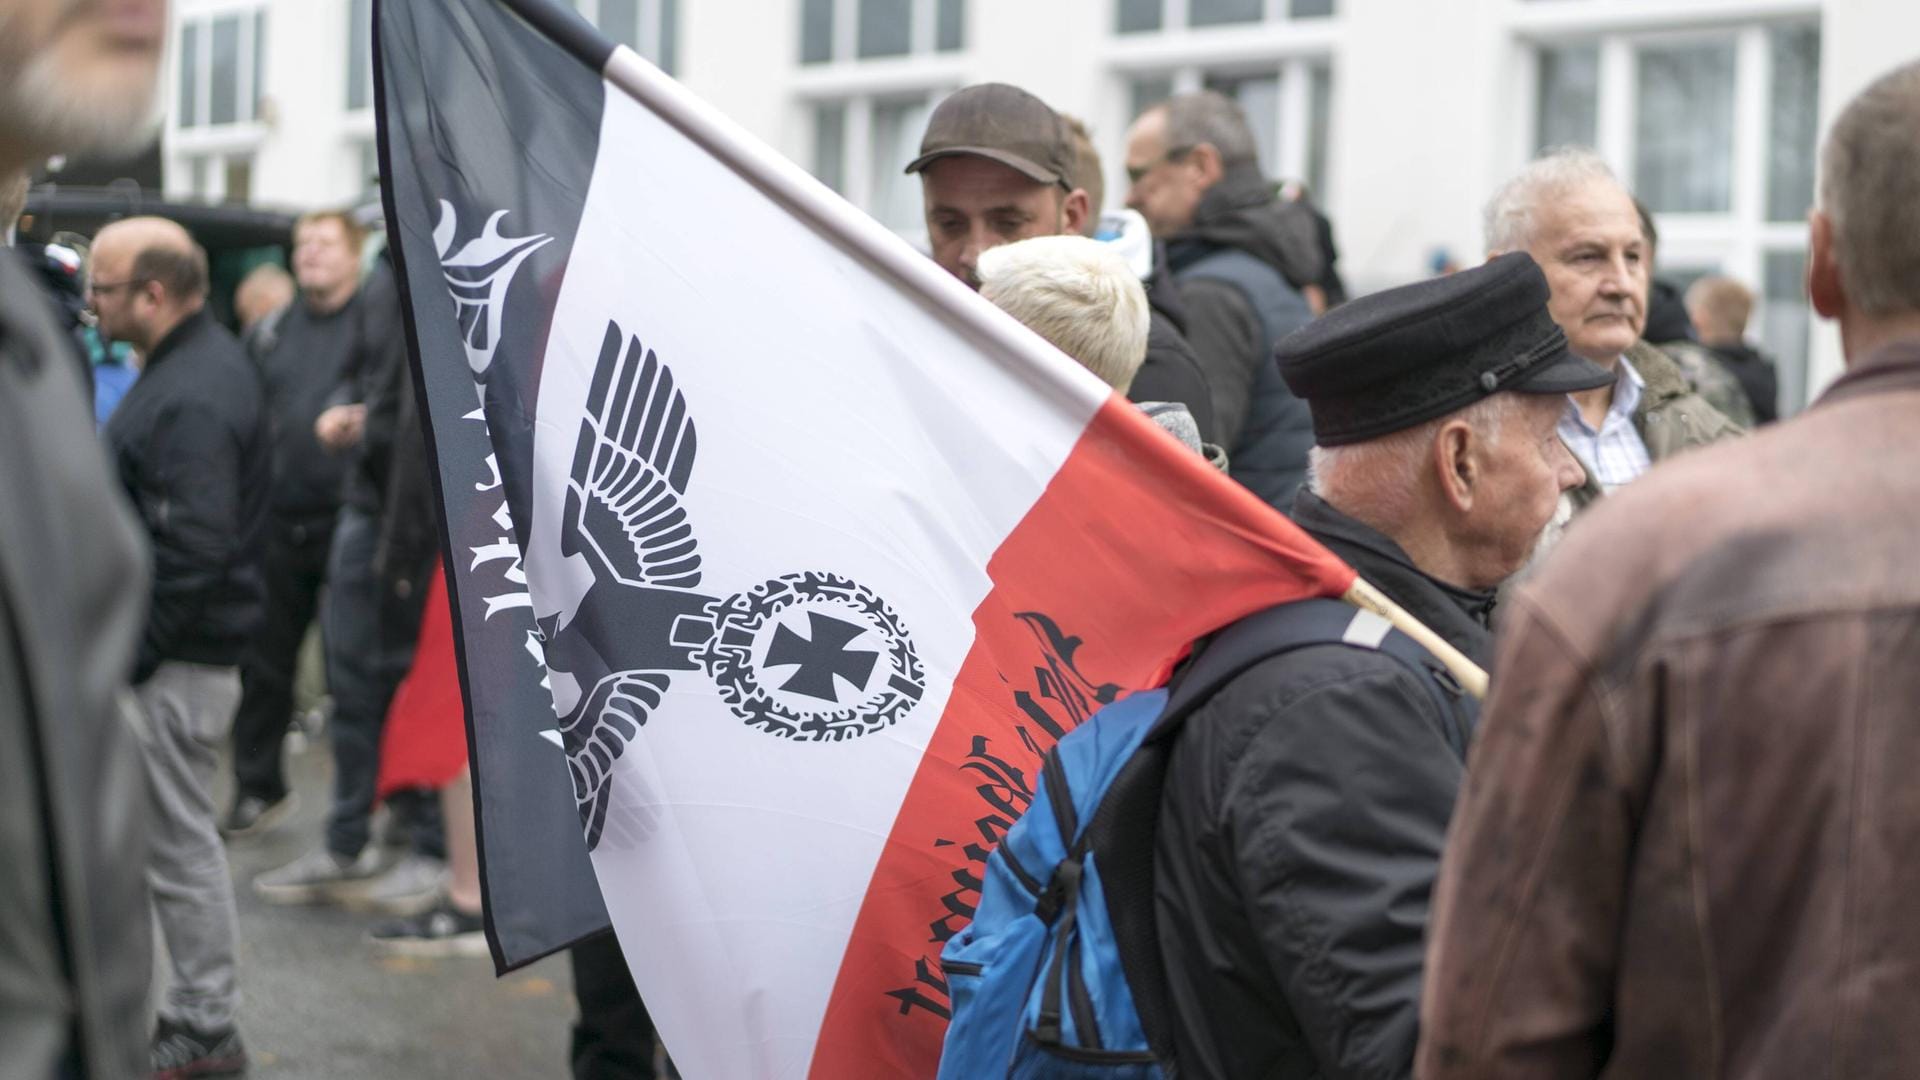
[1569,341,1744,510]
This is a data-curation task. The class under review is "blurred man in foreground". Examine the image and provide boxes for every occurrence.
[1420,61,1920,1079]
[0,0,167,1076]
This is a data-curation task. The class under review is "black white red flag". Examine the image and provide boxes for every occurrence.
[376,1,1355,1075]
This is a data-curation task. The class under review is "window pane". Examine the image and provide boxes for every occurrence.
[870,97,934,233]
[1129,76,1172,120]
[225,156,253,203]
[1116,0,1162,34]
[252,11,266,120]
[1307,63,1332,198]
[1202,71,1280,178]
[1291,0,1335,17]
[210,15,240,125]
[1535,44,1598,153]
[857,0,911,58]
[1189,0,1262,28]
[600,0,640,48]
[813,103,847,195]
[359,141,380,194]
[178,22,200,127]
[936,0,964,52]
[660,0,678,74]
[801,0,834,63]
[1635,40,1736,213]
[1763,250,1811,413]
[189,155,209,198]
[348,0,371,110]
[1767,24,1820,222]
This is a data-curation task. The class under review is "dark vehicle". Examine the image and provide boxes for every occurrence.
[19,183,297,330]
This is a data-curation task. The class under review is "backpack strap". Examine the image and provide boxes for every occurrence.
[1100,596,1466,1075]
[1149,598,1395,741]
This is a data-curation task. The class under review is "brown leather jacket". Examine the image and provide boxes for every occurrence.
[1417,341,1920,1080]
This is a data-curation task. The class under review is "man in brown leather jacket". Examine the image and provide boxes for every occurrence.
[1419,60,1920,1080]
[0,1,168,1077]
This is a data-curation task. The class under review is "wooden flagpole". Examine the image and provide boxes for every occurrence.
[1343,578,1491,700]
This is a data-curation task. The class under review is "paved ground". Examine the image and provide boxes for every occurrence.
[211,731,578,1079]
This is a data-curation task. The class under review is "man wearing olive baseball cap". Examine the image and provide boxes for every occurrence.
[906,83,1090,289]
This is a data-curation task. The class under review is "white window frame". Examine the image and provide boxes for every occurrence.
[172,1,268,134]
[800,0,963,68]
[572,0,676,70]
[167,0,268,203]
[793,0,970,241]
[1510,4,1822,409]
[176,151,257,203]
[1104,13,1339,213]
[1123,0,1336,31]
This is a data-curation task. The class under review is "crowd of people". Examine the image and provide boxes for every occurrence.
[4,0,1917,1078]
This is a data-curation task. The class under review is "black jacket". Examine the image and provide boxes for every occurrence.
[255,291,361,521]
[334,258,412,515]
[1129,254,1220,445]
[1166,164,1321,511]
[104,307,270,681]
[1707,340,1781,424]
[346,256,442,642]
[1154,492,1489,1080]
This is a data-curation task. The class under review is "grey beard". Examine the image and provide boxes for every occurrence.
[0,45,161,162]
[1518,492,1576,580]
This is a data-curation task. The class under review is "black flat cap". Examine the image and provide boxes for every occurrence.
[1276,252,1613,446]
[904,83,1074,189]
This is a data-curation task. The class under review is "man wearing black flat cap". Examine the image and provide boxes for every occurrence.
[1153,252,1604,1080]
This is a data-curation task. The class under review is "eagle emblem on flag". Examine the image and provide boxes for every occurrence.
[543,321,926,849]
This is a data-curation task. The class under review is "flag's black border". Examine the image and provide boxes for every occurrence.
[372,0,617,975]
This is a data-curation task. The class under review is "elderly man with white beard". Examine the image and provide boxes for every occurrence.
[0,0,169,1078]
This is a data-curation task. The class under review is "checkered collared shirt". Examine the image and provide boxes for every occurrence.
[1557,357,1651,492]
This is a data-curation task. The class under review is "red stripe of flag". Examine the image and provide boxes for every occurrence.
[808,396,1355,1077]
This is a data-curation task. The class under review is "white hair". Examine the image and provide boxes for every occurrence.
[1483,146,1620,254]
[1819,60,1920,317]
[1307,393,1520,527]
[978,235,1151,392]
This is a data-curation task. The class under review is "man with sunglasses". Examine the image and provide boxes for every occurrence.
[94,214,269,1077]
[1124,91,1327,513]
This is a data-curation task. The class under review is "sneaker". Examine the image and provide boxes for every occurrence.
[368,896,488,958]
[338,853,447,916]
[219,792,296,840]
[151,1017,246,1078]
[252,845,384,906]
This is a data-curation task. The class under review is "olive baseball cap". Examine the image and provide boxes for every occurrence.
[903,83,1075,190]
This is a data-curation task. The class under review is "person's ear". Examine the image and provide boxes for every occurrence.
[1432,419,1477,514]
[1807,209,1845,321]
[1187,142,1224,188]
[1061,187,1092,236]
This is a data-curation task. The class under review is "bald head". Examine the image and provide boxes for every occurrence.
[89,216,208,353]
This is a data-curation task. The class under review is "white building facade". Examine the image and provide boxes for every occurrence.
[164,0,1919,410]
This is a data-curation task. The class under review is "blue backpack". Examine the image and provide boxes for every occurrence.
[935,598,1467,1079]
